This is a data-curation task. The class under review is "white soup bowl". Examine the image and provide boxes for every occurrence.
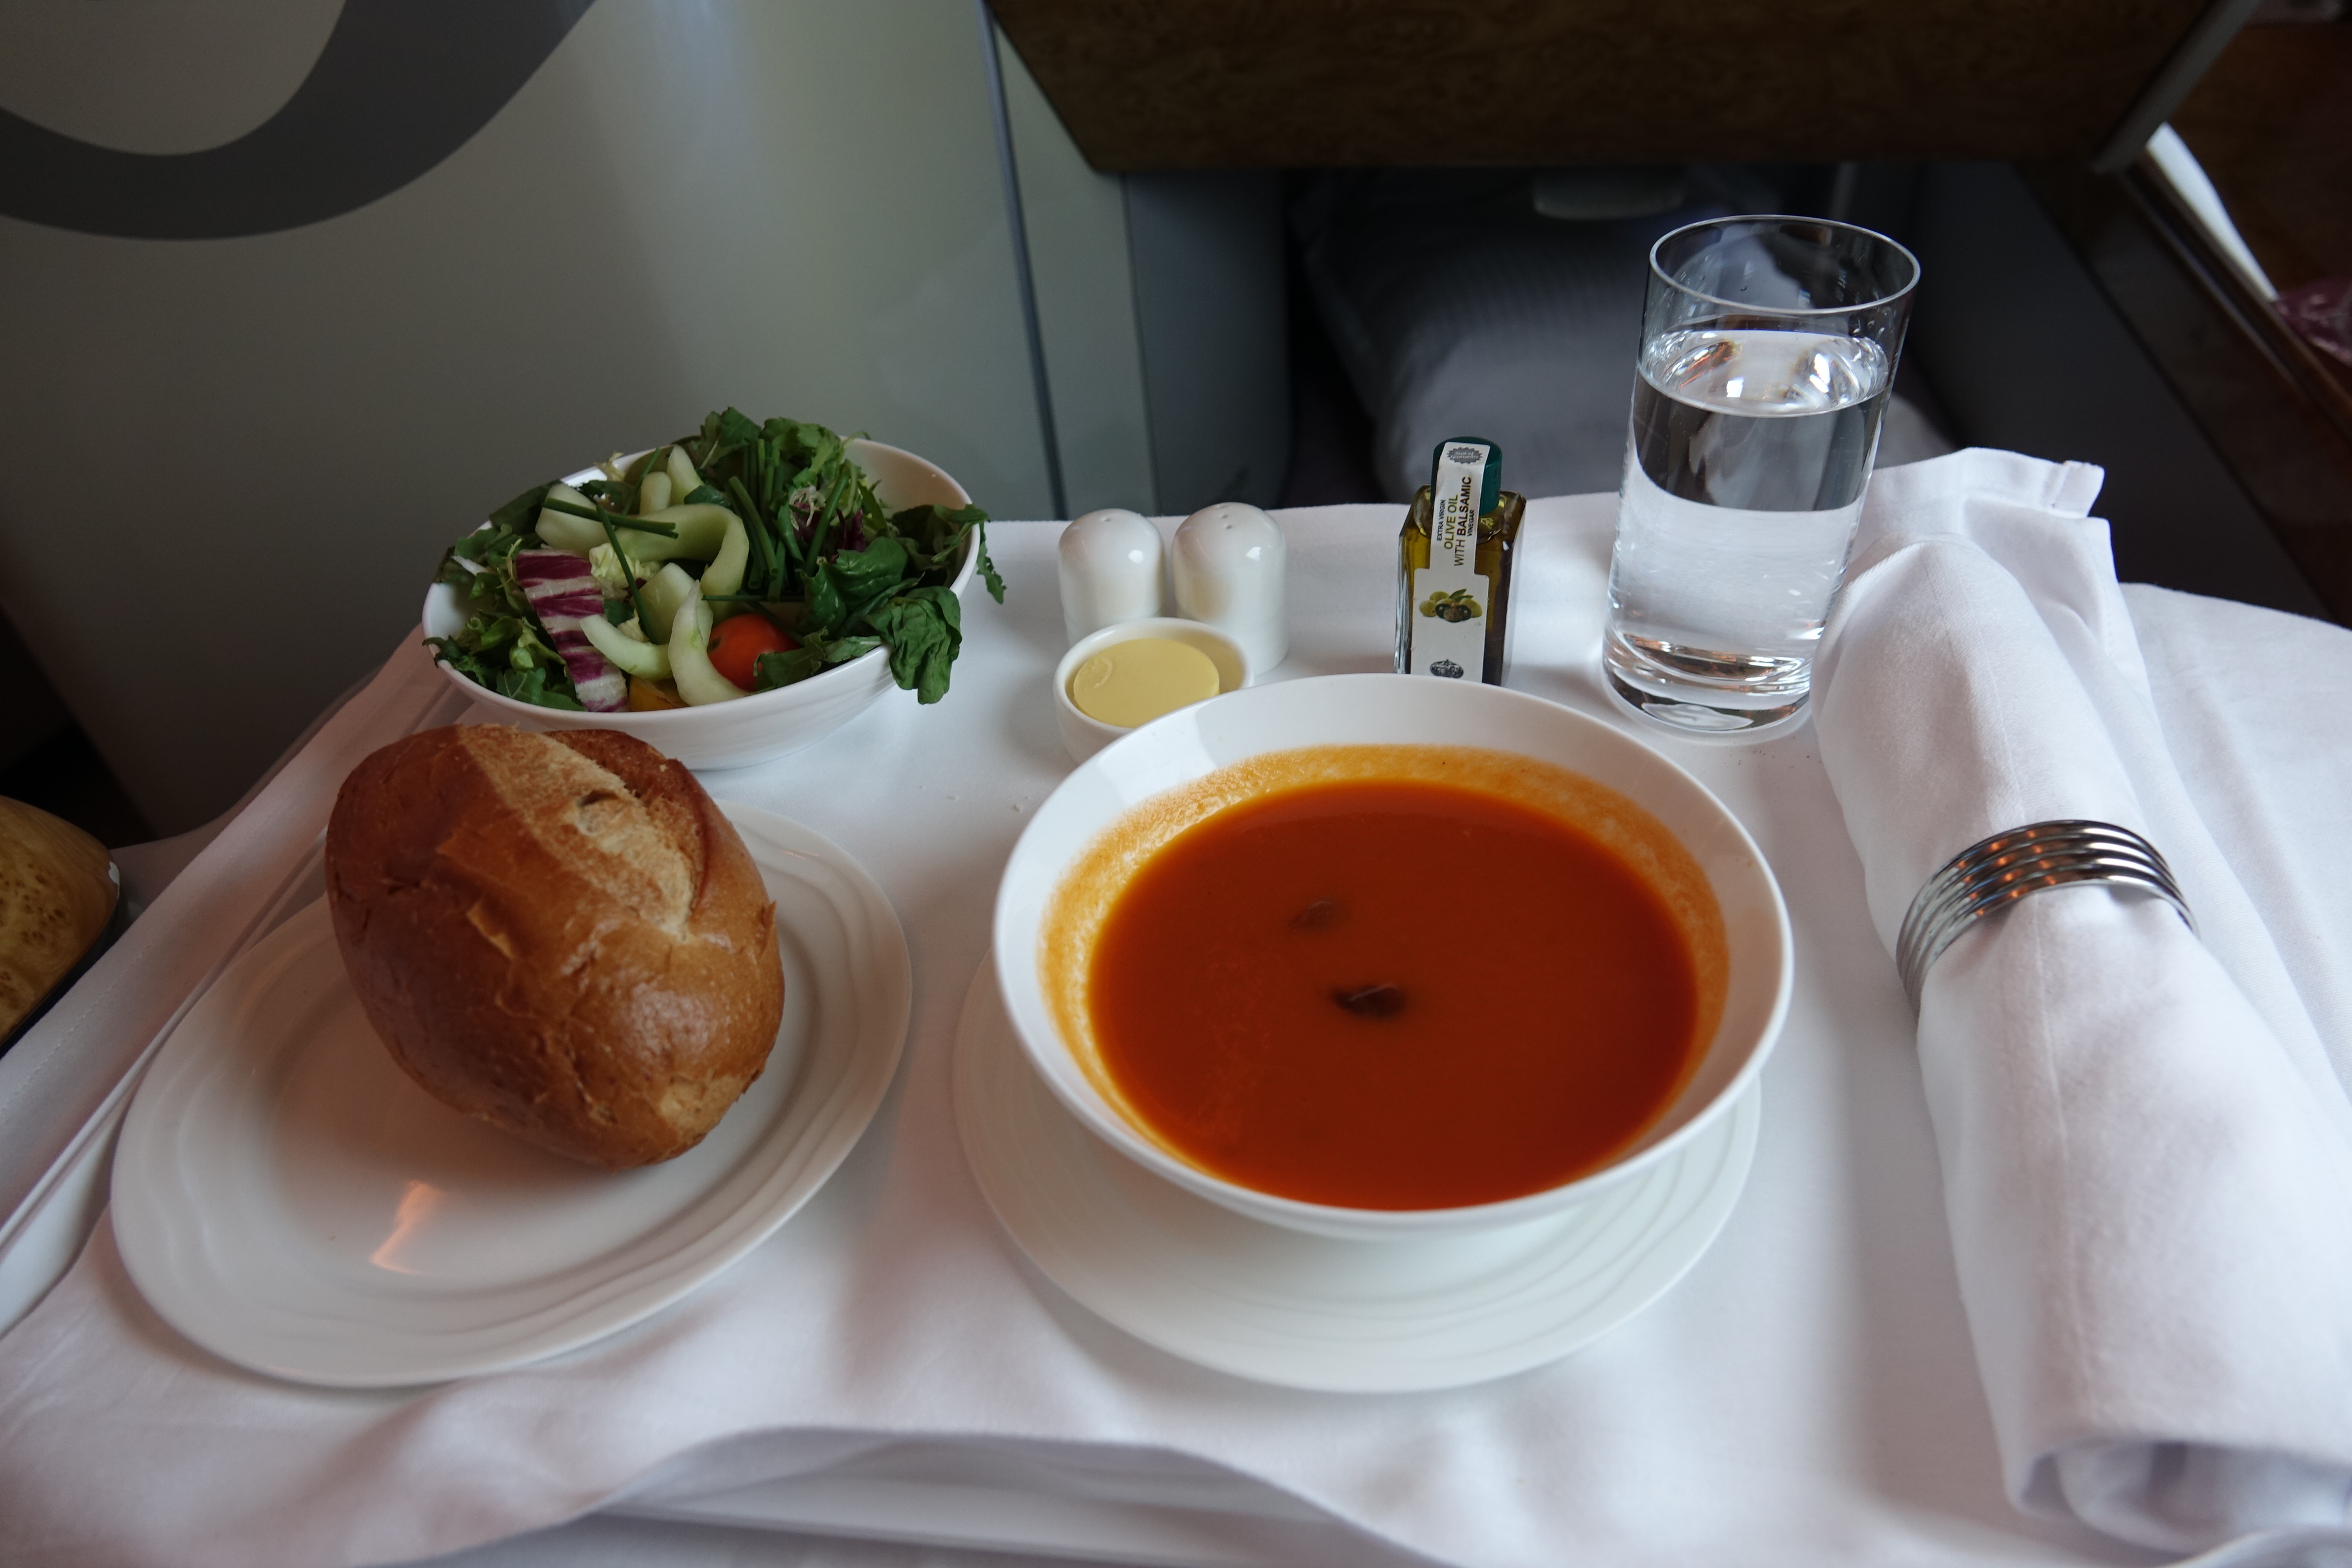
[992,673,1792,1241]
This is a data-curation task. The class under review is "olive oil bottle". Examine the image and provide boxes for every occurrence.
[1395,437,1524,684]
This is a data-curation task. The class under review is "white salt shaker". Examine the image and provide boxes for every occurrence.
[1057,508,1165,645]
[1172,503,1287,673]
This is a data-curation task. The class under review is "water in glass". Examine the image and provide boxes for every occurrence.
[1604,326,1890,731]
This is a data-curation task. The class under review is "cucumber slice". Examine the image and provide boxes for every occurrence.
[639,562,697,644]
[580,612,671,680]
[667,446,704,500]
[701,512,750,600]
[532,483,605,554]
[668,584,748,705]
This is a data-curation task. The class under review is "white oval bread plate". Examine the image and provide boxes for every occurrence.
[111,803,909,1388]
[952,959,1759,1394]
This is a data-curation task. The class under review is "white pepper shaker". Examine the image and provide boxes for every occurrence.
[1172,503,1287,673]
[1057,508,1165,645]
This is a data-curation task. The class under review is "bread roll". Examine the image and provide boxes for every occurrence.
[0,797,117,1042]
[324,725,783,1168]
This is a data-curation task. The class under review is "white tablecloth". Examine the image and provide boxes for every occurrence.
[2,471,2348,1568]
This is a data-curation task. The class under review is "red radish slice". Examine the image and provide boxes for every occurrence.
[512,549,627,711]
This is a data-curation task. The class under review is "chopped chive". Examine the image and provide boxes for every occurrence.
[774,480,807,571]
[725,475,780,596]
[595,512,653,636]
[540,497,679,538]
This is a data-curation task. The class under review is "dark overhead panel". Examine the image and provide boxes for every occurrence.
[990,0,2229,171]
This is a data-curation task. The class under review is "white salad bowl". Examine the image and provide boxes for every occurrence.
[422,437,975,772]
[992,673,1793,1241]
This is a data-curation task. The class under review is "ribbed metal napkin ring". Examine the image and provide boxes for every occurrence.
[1896,820,2194,1009]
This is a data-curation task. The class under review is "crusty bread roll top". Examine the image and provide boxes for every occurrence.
[325,725,783,1169]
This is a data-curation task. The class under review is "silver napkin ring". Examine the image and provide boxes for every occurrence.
[1896,819,2194,1009]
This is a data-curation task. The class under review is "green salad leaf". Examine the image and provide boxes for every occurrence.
[750,646,824,690]
[806,538,914,639]
[865,586,963,705]
[425,610,583,710]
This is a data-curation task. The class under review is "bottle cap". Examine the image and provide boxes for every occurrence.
[1429,437,1502,517]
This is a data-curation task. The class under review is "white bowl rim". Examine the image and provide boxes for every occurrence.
[421,437,975,725]
[993,673,1794,1238]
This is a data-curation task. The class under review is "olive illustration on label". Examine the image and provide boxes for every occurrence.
[1418,588,1483,623]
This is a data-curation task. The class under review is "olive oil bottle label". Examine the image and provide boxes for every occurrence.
[1408,440,1492,681]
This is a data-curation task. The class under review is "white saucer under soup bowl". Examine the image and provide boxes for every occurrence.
[991,673,1792,1242]
[422,438,973,771]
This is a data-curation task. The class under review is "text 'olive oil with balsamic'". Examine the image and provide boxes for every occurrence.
[1396,437,1524,684]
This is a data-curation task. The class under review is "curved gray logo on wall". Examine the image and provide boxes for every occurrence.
[0,0,596,239]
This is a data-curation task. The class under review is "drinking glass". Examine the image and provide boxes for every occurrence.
[1601,216,1918,735]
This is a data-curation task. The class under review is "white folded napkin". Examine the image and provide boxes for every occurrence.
[1812,449,2352,1553]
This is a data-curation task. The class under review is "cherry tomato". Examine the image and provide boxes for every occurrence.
[707,613,798,688]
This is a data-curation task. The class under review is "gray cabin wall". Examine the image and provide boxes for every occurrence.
[995,18,1293,523]
[1124,172,1293,516]
[0,0,1056,834]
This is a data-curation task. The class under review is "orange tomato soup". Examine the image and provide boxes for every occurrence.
[1085,778,1704,1209]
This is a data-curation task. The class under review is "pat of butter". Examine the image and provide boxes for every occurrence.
[1068,637,1222,728]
